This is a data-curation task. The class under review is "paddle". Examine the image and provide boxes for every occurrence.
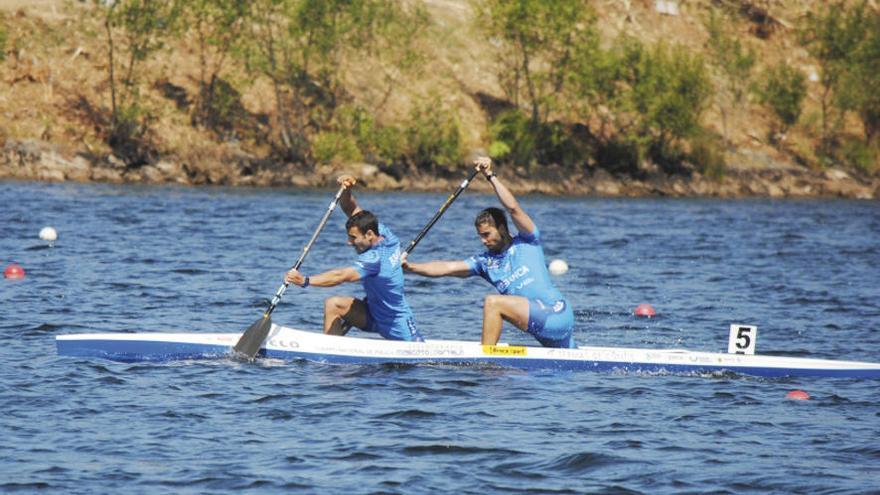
[232,185,347,359]
[404,168,480,255]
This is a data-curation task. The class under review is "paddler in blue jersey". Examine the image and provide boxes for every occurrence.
[284,175,424,342]
[401,157,575,348]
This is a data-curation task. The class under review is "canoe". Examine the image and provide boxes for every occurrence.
[55,324,880,379]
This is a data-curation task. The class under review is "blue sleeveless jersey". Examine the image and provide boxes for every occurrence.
[464,228,565,302]
[352,223,417,339]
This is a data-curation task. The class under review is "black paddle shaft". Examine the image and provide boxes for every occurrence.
[405,168,479,255]
[263,185,347,318]
[233,185,346,358]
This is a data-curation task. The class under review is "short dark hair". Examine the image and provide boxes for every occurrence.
[346,210,379,236]
[474,207,508,232]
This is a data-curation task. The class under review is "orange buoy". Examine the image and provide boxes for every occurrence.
[633,303,656,318]
[785,390,810,401]
[4,263,25,279]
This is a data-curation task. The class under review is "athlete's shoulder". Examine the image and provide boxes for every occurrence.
[515,227,541,245]
[470,250,493,263]
[358,249,381,264]
[377,222,398,243]
[466,251,492,274]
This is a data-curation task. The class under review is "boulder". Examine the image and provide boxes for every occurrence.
[91,167,123,183]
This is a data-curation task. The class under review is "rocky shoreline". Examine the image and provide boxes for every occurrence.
[2,139,878,199]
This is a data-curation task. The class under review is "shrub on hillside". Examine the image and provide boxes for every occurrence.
[312,131,362,165]
[488,109,537,166]
[332,106,403,166]
[403,97,463,174]
[181,0,249,134]
[799,1,871,147]
[756,64,807,140]
[614,39,712,173]
[0,18,7,62]
[97,0,180,164]
[704,7,756,144]
[476,0,598,132]
[246,0,427,164]
[837,10,880,145]
[838,138,878,174]
[488,109,589,169]
[689,131,727,181]
[194,78,251,140]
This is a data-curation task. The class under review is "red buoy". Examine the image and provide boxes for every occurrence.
[4,263,25,279]
[786,390,810,401]
[633,303,656,318]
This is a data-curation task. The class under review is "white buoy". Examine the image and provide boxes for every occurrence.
[548,258,569,275]
[39,226,58,242]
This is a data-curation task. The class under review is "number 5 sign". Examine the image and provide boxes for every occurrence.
[728,324,758,355]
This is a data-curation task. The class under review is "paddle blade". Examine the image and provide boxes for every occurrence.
[232,315,272,359]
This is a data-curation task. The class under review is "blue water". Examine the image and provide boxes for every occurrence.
[2,181,879,493]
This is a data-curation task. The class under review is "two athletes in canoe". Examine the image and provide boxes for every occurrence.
[285,157,575,349]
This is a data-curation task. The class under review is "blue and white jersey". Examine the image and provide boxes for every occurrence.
[352,223,414,328]
[464,228,564,302]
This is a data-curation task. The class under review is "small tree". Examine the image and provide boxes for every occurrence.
[0,16,7,63]
[245,0,426,163]
[704,7,756,145]
[99,0,181,162]
[180,0,249,133]
[798,1,870,150]
[404,95,464,174]
[756,64,807,141]
[837,10,880,145]
[476,0,598,128]
[567,35,621,138]
[617,40,712,166]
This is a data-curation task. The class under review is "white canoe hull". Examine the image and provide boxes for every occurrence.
[56,324,880,378]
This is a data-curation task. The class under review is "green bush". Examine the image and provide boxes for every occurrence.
[333,105,403,165]
[704,7,756,142]
[689,131,726,181]
[799,1,871,145]
[246,0,427,162]
[839,138,878,174]
[617,40,711,160]
[838,10,880,144]
[403,97,463,173]
[756,64,807,137]
[489,109,589,168]
[0,19,7,62]
[477,0,598,130]
[312,131,362,165]
[489,109,537,166]
[368,126,405,165]
[197,78,248,138]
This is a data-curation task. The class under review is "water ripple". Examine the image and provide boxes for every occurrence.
[1,183,879,494]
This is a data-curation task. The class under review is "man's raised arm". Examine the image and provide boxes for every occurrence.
[475,157,535,235]
[337,175,362,218]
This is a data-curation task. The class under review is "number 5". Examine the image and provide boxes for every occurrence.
[728,325,757,355]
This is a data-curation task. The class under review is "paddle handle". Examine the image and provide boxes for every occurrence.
[264,185,347,317]
[405,168,479,255]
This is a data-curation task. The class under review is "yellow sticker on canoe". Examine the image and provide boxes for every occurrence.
[482,345,527,356]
